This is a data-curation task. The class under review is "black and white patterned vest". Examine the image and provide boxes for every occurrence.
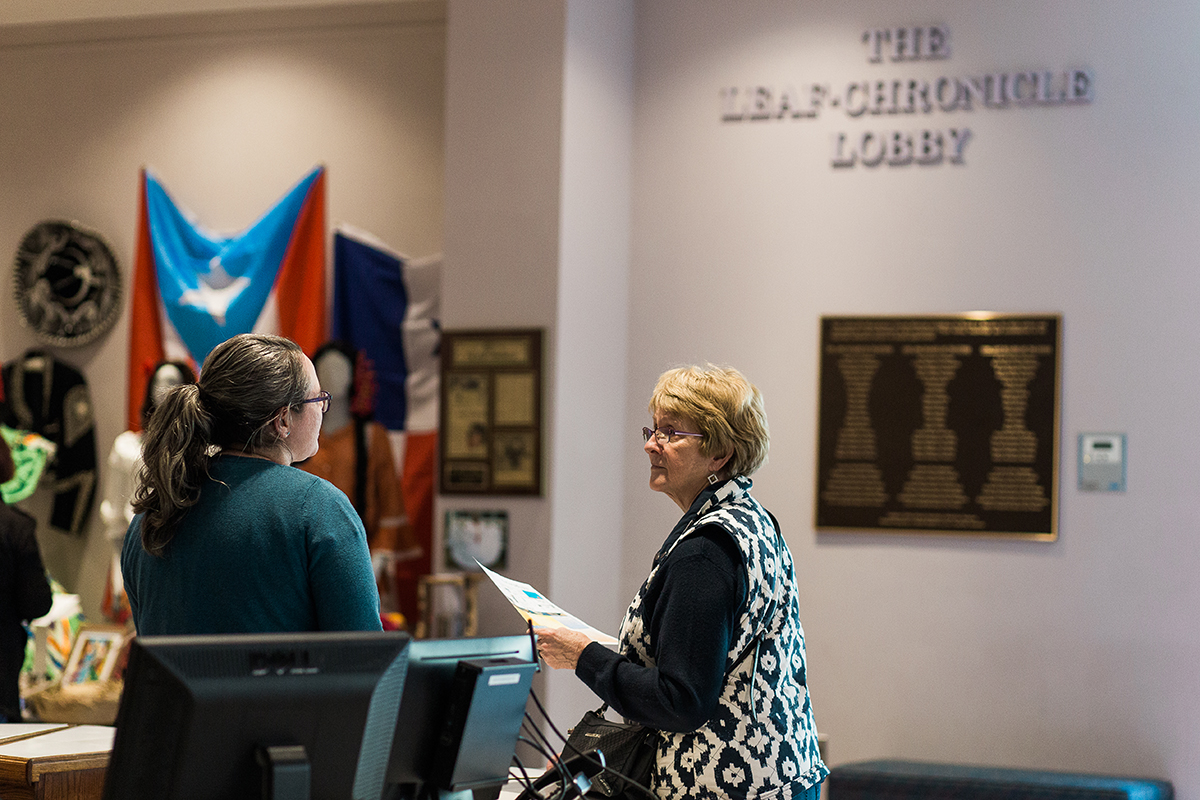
[618,476,828,799]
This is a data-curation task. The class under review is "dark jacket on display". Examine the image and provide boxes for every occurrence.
[0,353,98,535]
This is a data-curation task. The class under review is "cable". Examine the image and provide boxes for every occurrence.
[517,715,573,800]
[526,689,578,754]
[520,699,588,800]
[509,752,538,793]
[527,691,613,778]
[514,742,573,800]
[512,747,574,800]
[521,716,565,773]
[516,730,561,782]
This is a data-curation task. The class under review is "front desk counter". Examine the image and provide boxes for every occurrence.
[0,723,530,800]
[0,726,540,800]
[0,724,114,800]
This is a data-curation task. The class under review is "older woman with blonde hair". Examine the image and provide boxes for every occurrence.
[537,364,827,800]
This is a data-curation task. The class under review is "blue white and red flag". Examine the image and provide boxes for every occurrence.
[332,225,440,619]
[126,167,327,430]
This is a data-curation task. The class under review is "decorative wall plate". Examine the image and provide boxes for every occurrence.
[13,220,122,347]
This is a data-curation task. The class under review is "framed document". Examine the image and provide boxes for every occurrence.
[815,314,1060,540]
[61,626,126,685]
[445,510,508,571]
[440,329,542,494]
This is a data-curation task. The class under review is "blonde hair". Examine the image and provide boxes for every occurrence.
[649,364,769,477]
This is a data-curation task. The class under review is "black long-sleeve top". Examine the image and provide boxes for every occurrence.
[575,523,747,732]
[0,504,53,721]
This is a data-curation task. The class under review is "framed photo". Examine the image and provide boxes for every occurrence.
[61,626,126,685]
[445,510,508,571]
[440,329,543,495]
[815,314,1060,540]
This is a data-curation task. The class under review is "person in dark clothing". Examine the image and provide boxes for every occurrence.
[536,365,827,800]
[0,434,53,722]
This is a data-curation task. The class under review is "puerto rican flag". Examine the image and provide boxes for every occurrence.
[126,166,327,431]
[333,225,440,622]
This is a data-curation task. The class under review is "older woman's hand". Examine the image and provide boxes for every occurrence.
[534,626,593,670]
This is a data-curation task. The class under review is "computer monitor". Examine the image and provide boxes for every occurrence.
[102,631,410,800]
[384,634,537,800]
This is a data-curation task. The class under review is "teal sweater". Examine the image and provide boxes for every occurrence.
[122,455,381,635]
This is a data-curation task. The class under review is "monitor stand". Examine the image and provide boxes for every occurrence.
[258,744,312,800]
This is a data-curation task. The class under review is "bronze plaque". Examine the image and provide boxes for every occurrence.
[815,315,1060,539]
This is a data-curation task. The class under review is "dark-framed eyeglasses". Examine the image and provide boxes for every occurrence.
[299,391,331,414]
[642,426,703,445]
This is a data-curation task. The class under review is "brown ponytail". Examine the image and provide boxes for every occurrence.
[131,334,307,555]
[132,383,211,555]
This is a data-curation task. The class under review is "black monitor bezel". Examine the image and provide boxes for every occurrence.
[102,630,410,800]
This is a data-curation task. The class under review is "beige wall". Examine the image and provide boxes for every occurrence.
[0,0,409,27]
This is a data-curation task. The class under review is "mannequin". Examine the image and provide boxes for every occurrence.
[99,360,195,623]
[298,342,420,616]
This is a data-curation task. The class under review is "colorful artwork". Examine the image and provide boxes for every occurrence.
[62,627,125,685]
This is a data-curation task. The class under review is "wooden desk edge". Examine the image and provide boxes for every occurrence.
[0,751,112,784]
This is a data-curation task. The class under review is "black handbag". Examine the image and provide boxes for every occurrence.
[518,704,656,799]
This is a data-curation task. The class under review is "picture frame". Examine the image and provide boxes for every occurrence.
[61,626,126,685]
[444,509,509,571]
[439,329,543,495]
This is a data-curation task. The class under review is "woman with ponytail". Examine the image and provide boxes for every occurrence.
[121,333,381,635]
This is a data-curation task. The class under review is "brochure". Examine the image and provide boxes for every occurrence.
[478,563,618,645]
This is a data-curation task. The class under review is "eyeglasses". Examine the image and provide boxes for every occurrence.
[299,391,331,414]
[642,426,703,444]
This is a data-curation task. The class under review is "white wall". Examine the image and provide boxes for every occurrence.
[625,0,1200,794]
[441,0,637,735]
[546,0,635,729]
[0,0,445,620]
[439,0,565,642]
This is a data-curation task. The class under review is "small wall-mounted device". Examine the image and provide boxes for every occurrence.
[1078,433,1126,492]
